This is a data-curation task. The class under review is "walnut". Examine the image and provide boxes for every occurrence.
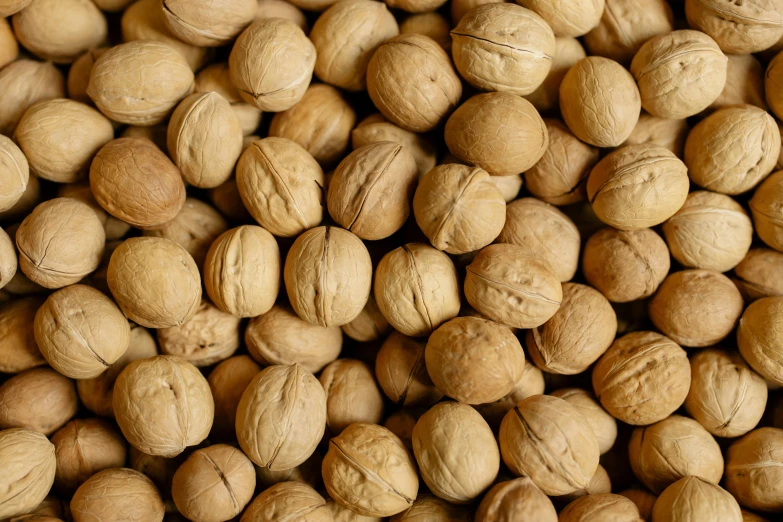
[733,248,783,301]
[0,135,29,213]
[551,388,617,455]
[0,297,46,374]
[320,359,384,434]
[738,297,783,386]
[193,62,261,136]
[241,482,331,522]
[341,296,391,342]
[376,332,443,408]
[623,113,689,157]
[400,12,451,51]
[70,468,165,522]
[525,37,587,113]
[161,0,257,46]
[0,60,64,136]
[474,361,545,429]
[208,355,260,438]
[685,0,783,54]
[51,419,126,493]
[475,477,557,522]
[725,428,783,513]
[751,170,783,252]
[652,476,742,522]
[0,429,56,520]
[157,300,241,367]
[0,367,77,435]
[559,494,644,522]
[351,114,436,178]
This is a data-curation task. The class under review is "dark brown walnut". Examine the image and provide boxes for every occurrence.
[193,62,261,136]
[341,295,391,342]
[0,297,46,374]
[0,367,77,435]
[751,170,783,252]
[240,482,331,522]
[162,0,257,47]
[0,428,56,520]
[559,494,644,522]
[327,142,418,240]
[236,364,326,471]
[376,332,443,408]
[685,0,783,54]
[320,359,384,434]
[649,270,744,348]
[367,34,462,133]
[445,92,547,176]
[738,297,783,386]
[733,249,783,301]
[172,444,256,522]
[384,411,418,453]
[0,135,29,214]
[0,59,64,136]
[623,113,690,157]
[255,450,322,490]
[157,300,240,367]
[323,423,418,517]
[351,113,437,177]
[245,305,342,373]
[208,355,260,438]
[71,468,165,522]
[90,138,186,230]
[550,388,617,455]
[725,428,783,513]
[475,361,545,429]
[652,476,742,522]
[475,477,557,522]
[592,331,691,425]
[113,355,214,457]
[51,419,127,493]
[16,197,105,289]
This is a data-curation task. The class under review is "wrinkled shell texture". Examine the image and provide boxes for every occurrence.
[193,62,261,135]
[400,12,451,51]
[733,248,783,301]
[475,360,546,428]
[0,428,56,519]
[0,60,65,136]
[0,297,46,374]
[390,495,470,521]
[713,54,767,111]
[685,0,783,54]
[524,36,587,113]
[559,494,643,522]
[342,295,390,342]
[0,135,29,213]
[751,170,783,252]
[0,227,15,290]
[550,388,617,455]
[51,419,127,492]
[0,368,78,436]
[738,297,783,385]
[320,358,384,433]
[725,428,783,513]
[208,355,260,436]
[157,300,241,367]
[352,113,437,177]
[652,476,742,522]
[240,481,331,522]
[162,0,257,46]
[376,332,443,408]
[71,468,165,522]
[475,477,557,522]
[624,113,690,157]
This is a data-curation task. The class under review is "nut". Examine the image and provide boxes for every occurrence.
[71,468,165,522]
[0,428,56,520]
[157,300,241,367]
[0,135,29,213]
[750,170,783,252]
[400,12,451,51]
[162,0,257,46]
[474,361,545,428]
[351,114,436,177]
[194,62,261,136]
[618,489,657,521]
[652,476,742,522]
[725,427,783,513]
[0,60,64,136]
[525,37,587,113]
[685,0,783,54]
[712,53,767,111]
[738,297,783,386]
[0,367,78,435]
[0,297,46,374]
[623,113,689,157]
[555,463,612,505]
[519,0,603,37]
[255,450,321,490]
[341,295,391,342]
[559,494,643,522]
[320,359,384,433]
[384,0,447,13]
[241,481,330,522]
[208,355,260,437]
[56,183,131,242]
[551,388,617,455]
[390,495,471,521]
[0,0,32,17]
[129,446,183,495]
[51,419,127,493]
[475,477,557,522]
[255,0,307,30]
[733,248,783,301]
[375,332,443,408]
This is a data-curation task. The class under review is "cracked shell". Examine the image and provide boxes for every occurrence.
[172,444,256,522]
[241,482,331,522]
[0,297,46,374]
[559,494,643,522]
[236,364,326,471]
[320,359,384,434]
[451,4,555,95]
[751,170,783,252]
[0,135,28,213]
[725,427,783,513]
[71,468,165,522]
[351,114,436,178]
[0,60,64,136]
[551,388,617,455]
[208,356,260,437]
[737,297,783,386]
[519,0,603,37]
[376,332,442,408]
[34,285,130,379]
[475,477,557,522]
[0,429,56,520]
[162,0,256,47]
[113,355,213,457]
[0,367,77,435]
[157,300,241,367]
[51,419,127,493]
[733,248,783,301]
[685,0,783,54]
[652,476,741,522]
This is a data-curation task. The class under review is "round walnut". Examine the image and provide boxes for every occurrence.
[320,359,384,434]
[108,237,201,329]
[767,51,783,120]
[559,494,643,522]
[0,59,64,136]
[341,295,391,342]
[584,0,673,63]
[475,361,545,428]
[686,348,767,438]
[323,423,418,517]
[426,317,526,404]
[229,19,315,112]
[619,489,657,521]
[413,402,499,504]
[0,367,77,435]
[738,297,783,386]
[172,444,256,522]
[663,191,753,272]
[34,285,130,379]
[208,356,260,437]
[451,4,555,95]
[445,92,547,176]
[71,468,165,522]
[245,305,342,373]
[725,428,783,513]
[685,0,783,54]
[624,113,690,157]
[376,332,443,408]
[242,481,330,522]
[0,297,45,374]
[400,12,451,51]
[384,411,417,454]
[630,30,727,119]
[390,495,470,521]
[0,136,29,214]
[91,138,186,230]
[733,248,783,301]
[560,56,641,147]
[284,226,372,327]
[475,477,557,522]
[525,37,587,113]
[157,300,241,367]
[384,0,447,13]
[649,270,744,348]
[51,419,126,493]
[374,243,460,337]
[194,63,261,136]
[0,428,56,520]
[684,105,780,195]
[555,464,612,504]
[236,137,323,237]
[327,142,417,240]
[551,388,618,455]
[236,364,326,470]
[162,0,256,46]
[56,184,131,242]
[0,176,40,224]
[351,114,436,178]
[367,34,462,133]
[593,331,691,425]
[751,170,783,252]
[255,450,322,490]
[255,0,308,30]
[712,53,768,111]
[465,244,562,329]
[0,19,16,69]
[0,228,16,291]
[0,0,32,17]
[652,476,742,522]
[16,198,104,289]
[129,446,183,495]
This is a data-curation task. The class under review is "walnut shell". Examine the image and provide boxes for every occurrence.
[445,92,547,176]
[0,135,29,214]
[0,228,15,291]
[0,367,77,435]
[162,0,256,46]
[475,477,557,522]
[193,62,261,136]
[619,489,657,521]
[685,0,783,54]
[0,297,46,374]
[254,0,308,30]
[559,494,643,522]
[524,37,586,113]
[376,332,443,408]
[474,360,545,428]
[56,183,131,242]
[412,402,499,504]
[129,446,183,495]
[385,0,447,13]
[519,0,603,37]
[0,18,16,70]
[554,464,612,507]
[351,114,436,178]
[623,113,689,158]
[751,170,783,252]
[210,176,253,222]
[208,355,260,437]
[0,0,31,18]
[236,364,326,470]
[400,12,451,51]
[652,476,742,522]
[157,300,240,367]
[51,419,126,493]
[551,388,617,455]
[738,297,783,385]
[733,248,783,301]
[320,359,384,434]
[341,295,391,342]
[71,468,165,522]
[593,331,691,425]
[725,428,783,513]
[241,482,330,522]
[255,450,322,490]
[367,34,462,133]
[63,48,106,103]
[0,429,56,520]
[712,53,768,111]
[0,60,64,136]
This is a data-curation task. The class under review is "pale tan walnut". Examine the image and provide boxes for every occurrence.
[649,269,744,348]
[663,191,753,272]
[270,84,356,165]
[341,295,390,342]
[93,0,134,11]
[445,92,547,176]
[241,482,331,522]
[208,355,260,438]
[592,331,691,425]
[498,198,581,282]
[751,170,783,252]
[524,37,586,113]
[711,54,768,112]
[551,388,617,456]
[229,19,315,112]
[652,476,742,522]
[107,237,201,329]
[451,0,500,23]
[1,226,44,296]
[0,228,15,290]
[34,285,130,379]
[325,499,382,522]
[236,137,324,237]
[0,429,56,520]
[725,428,783,513]
[734,248,783,301]
[584,0,673,64]
[351,114,436,178]
[474,361,545,428]
[77,323,157,418]
[0,297,45,374]
[559,494,643,522]
[157,300,240,367]
[618,489,657,521]
[554,464,612,504]
[194,63,261,136]
[376,332,443,408]
[71,468,165,522]
[310,0,398,92]
[16,198,105,289]
[172,444,255,522]
[560,57,641,147]
[451,4,554,95]
[588,144,689,230]
[245,305,341,373]
[400,12,450,51]
[162,0,256,47]
[623,113,690,158]
[120,124,170,154]
[19,495,71,520]
[474,477,557,522]
[413,164,505,255]
[367,34,462,133]
[320,359,384,434]
[0,60,64,136]
[738,297,783,385]
[121,0,211,72]
[255,450,322,490]
[113,355,213,457]
[255,0,308,30]
[51,419,126,493]
[520,0,603,37]
[385,0,446,13]
[284,226,372,327]
[0,135,28,214]
[327,142,417,240]
[236,364,326,470]
[12,0,106,64]
[465,243,562,329]
[685,0,783,54]
[413,402,499,503]
[374,243,460,337]
[0,367,77,435]
[129,446,184,495]
[384,411,417,454]
[492,175,524,203]
[56,184,131,242]
[685,105,780,195]
[0,0,31,17]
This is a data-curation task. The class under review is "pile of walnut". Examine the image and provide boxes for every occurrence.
[3,0,783,521]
